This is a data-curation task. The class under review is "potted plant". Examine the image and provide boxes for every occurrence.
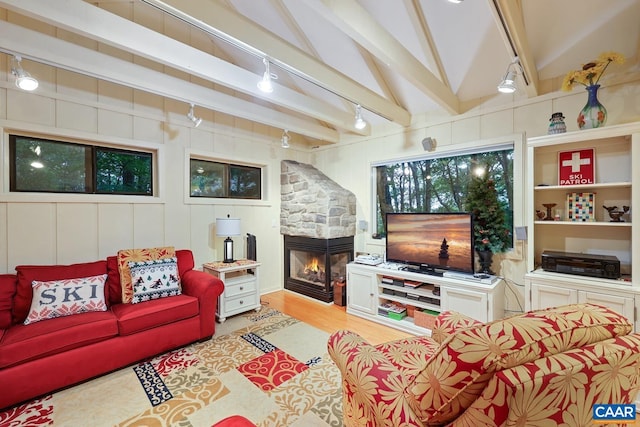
[464,172,511,274]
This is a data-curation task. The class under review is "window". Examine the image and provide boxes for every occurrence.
[190,158,261,199]
[10,135,153,195]
[374,147,514,246]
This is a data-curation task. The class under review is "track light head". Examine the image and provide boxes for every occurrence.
[11,56,38,91]
[187,103,202,127]
[354,104,367,130]
[257,58,277,93]
[497,57,520,94]
[281,129,290,148]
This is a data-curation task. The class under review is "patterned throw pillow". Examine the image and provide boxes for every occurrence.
[129,257,181,304]
[24,274,108,325]
[117,246,176,303]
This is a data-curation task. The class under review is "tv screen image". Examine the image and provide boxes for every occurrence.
[385,212,474,274]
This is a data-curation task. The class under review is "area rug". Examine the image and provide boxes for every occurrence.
[0,306,343,427]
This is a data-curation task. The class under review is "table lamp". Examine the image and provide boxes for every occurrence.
[216,215,241,263]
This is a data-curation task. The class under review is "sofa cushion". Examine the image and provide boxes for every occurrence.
[107,249,195,306]
[456,333,640,427]
[117,246,176,304]
[111,294,198,336]
[375,336,439,373]
[0,275,17,329]
[12,260,107,324]
[175,249,195,275]
[129,257,181,304]
[106,255,121,305]
[0,311,117,368]
[431,310,483,344]
[24,274,108,325]
[405,303,633,425]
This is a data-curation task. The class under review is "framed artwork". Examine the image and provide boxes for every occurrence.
[558,148,595,186]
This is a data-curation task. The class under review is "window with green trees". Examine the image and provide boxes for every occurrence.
[190,158,261,199]
[10,134,152,195]
[374,147,514,247]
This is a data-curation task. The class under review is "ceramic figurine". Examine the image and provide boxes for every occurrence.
[548,112,567,134]
[603,205,629,222]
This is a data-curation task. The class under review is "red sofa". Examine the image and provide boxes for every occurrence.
[0,249,224,410]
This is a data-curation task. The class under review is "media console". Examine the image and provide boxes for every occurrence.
[347,262,505,335]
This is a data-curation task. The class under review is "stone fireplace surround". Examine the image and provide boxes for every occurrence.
[280,160,356,301]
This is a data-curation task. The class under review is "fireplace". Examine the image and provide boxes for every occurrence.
[284,235,353,303]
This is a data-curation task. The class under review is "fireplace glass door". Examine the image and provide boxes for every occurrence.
[290,250,326,286]
[284,235,353,303]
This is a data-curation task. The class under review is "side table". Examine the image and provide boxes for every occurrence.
[203,259,261,323]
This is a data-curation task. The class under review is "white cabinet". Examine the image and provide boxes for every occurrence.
[347,264,377,315]
[346,263,504,335]
[529,282,578,309]
[526,263,639,331]
[441,286,489,323]
[525,122,640,331]
[579,290,635,322]
[203,260,261,323]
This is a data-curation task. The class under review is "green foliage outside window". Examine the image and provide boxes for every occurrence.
[190,159,261,199]
[374,148,513,249]
[464,173,511,253]
[95,148,152,194]
[10,135,152,195]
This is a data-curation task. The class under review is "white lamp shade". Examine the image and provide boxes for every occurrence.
[216,218,241,237]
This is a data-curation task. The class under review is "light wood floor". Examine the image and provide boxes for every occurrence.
[260,290,411,345]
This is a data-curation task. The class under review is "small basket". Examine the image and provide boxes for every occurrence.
[414,309,438,329]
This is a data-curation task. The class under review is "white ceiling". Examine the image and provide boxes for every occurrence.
[1,0,639,145]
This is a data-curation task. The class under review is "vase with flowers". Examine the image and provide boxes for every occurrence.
[562,52,625,130]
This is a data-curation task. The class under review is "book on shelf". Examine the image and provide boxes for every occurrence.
[379,301,406,314]
[419,296,440,305]
[403,280,423,288]
[381,276,394,284]
[388,311,407,320]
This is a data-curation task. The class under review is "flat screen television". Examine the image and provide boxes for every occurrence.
[385,212,474,274]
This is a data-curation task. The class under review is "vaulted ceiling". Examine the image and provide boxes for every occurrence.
[1,0,639,146]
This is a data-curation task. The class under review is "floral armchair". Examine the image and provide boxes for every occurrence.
[328,304,640,426]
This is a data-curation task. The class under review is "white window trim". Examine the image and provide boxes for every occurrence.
[184,148,271,206]
[369,133,526,252]
[0,122,165,204]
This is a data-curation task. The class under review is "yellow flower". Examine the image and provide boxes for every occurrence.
[561,51,625,91]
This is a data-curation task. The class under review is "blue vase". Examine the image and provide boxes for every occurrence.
[577,84,607,130]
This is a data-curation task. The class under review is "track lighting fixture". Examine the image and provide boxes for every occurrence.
[497,57,521,94]
[11,55,38,91]
[354,104,367,130]
[281,129,290,148]
[187,103,202,127]
[257,58,277,93]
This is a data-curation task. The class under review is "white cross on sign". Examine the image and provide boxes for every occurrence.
[562,152,591,172]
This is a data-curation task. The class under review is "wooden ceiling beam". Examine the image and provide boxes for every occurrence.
[0,20,340,142]
[305,0,460,115]
[489,0,540,97]
[407,0,451,89]
[142,0,411,127]
[0,0,358,137]
[267,0,356,124]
